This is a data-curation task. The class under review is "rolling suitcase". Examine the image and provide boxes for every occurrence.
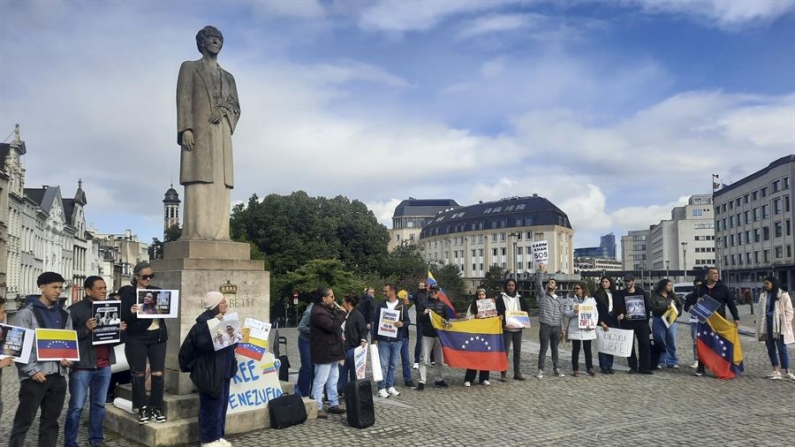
[344,379,375,429]
[269,394,307,429]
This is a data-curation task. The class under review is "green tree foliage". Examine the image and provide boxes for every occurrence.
[149,225,182,260]
[429,263,467,311]
[479,265,507,298]
[230,192,389,275]
[381,244,429,293]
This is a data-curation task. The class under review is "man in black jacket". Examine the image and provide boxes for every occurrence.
[64,276,125,447]
[359,287,376,333]
[616,275,653,375]
[694,267,739,377]
[416,284,451,390]
[411,282,429,368]
[337,294,368,395]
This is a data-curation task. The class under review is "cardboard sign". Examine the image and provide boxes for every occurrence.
[92,300,122,345]
[377,308,400,338]
[595,327,633,358]
[505,311,531,329]
[136,289,179,319]
[624,295,647,320]
[0,323,34,364]
[662,303,679,328]
[476,299,498,318]
[354,345,367,380]
[370,343,383,382]
[578,304,597,329]
[228,353,284,414]
[531,240,549,264]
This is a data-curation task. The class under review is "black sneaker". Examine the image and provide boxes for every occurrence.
[404,380,415,388]
[137,407,150,425]
[434,380,448,388]
[150,407,167,423]
[415,382,425,391]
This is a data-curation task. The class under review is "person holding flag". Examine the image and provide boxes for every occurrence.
[416,283,453,391]
[694,267,739,377]
[463,289,494,386]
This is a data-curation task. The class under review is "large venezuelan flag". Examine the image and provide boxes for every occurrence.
[696,312,743,380]
[426,271,456,315]
[430,312,508,371]
[36,329,79,361]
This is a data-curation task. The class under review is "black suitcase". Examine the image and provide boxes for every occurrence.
[344,379,375,429]
[269,394,307,429]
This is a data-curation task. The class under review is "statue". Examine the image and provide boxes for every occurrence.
[176,26,240,241]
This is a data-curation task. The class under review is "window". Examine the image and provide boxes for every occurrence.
[524,217,534,226]
[478,235,484,243]
[729,201,733,210]
[515,218,523,226]
[746,230,751,243]
[755,252,759,263]
[516,204,526,211]
[517,232,522,240]
[737,232,742,245]
[744,211,750,224]
[788,245,793,258]
[763,226,770,241]
[517,247,523,255]
[787,220,792,236]
[484,208,492,214]
[744,194,749,204]
[752,191,758,201]
[754,228,761,242]
[730,234,735,246]
[472,263,477,271]
[785,196,791,213]
[762,204,769,219]
[764,250,770,262]
[479,249,483,257]
[471,249,477,257]
[775,246,783,259]
[746,253,752,264]
[716,220,721,231]
[762,187,768,198]
[493,207,502,213]
[492,248,498,256]
[785,177,790,189]
[634,235,646,241]
[492,234,497,242]
[736,198,741,207]
[753,208,759,221]
[491,221,498,229]
[634,244,646,251]
[692,209,703,217]
[500,248,506,256]
[774,198,781,215]
[730,254,736,266]
[505,205,515,212]
[773,180,780,192]
[775,222,783,238]
[729,216,734,228]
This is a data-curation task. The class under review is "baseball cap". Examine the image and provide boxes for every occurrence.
[624,274,635,282]
[429,284,440,291]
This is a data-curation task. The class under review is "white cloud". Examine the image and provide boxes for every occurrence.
[626,0,795,29]
[458,13,533,38]
[365,198,403,227]
[359,0,520,32]
[480,57,507,77]
[247,0,326,19]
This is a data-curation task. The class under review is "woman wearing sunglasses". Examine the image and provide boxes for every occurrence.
[120,262,168,425]
[562,282,598,377]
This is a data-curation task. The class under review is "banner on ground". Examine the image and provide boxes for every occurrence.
[595,327,633,358]
[0,323,34,363]
[136,289,179,319]
[430,312,508,371]
[92,300,122,345]
[531,240,549,264]
[228,352,284,414]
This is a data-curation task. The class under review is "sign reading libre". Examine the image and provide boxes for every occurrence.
[595,328,633,357]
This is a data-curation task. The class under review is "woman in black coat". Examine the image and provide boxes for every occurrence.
[183,291,238,447]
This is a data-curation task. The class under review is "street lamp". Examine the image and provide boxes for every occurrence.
[665,260,670,279]
[681,242,688,280]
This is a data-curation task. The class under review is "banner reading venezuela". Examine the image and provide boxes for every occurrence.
[430,312,508,371]
[696,312,743,380]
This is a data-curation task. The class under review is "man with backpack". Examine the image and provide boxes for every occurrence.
[9,272,73,447]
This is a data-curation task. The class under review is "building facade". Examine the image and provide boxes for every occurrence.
[388,198,459,251]
[574,257,622,274]
[714,155,795,298]
[163,185,181,236]
[621,229,650,271]
[574,232,616,260]
[418,195,575,290]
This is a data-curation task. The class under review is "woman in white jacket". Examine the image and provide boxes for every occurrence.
[562,282,599,377]
[755,276,794,380]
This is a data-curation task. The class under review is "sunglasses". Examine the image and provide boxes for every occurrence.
[140,274,155,280]
[573,287,582,290]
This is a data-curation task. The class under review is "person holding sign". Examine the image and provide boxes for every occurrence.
[180,291,238,447]
[463,289,495,386]
[562,283,598,377]
[0,298,16,419]
[754,277,795,381]
[649,279,683,369]
[693,268,739,377]
[9,272,73,447]
[64,277,126,447]
[119,262,168,424]
[533,264,565,379]
[593,276,617,374]
[338,294,368,396]
[310,288,347,418]
[496,278,530,382]
[415,283,451,391]
[616,275,653,375]
[374,284,411,397]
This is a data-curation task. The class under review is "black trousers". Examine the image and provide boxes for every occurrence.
[126,331,167,409]
[571,340,593,371]
[503,330,524,374]
[622,319,652,372]
[9,374,67,447]
[464,369,490,383]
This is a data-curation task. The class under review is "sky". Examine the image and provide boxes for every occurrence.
[1,0,793,250]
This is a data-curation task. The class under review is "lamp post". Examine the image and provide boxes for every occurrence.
[509,233,518,279]
[681,242,688,281]
[665,260,670,280]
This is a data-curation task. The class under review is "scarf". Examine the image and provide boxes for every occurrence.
[758,291,782,341]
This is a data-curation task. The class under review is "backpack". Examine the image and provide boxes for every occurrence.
[178,326,198,373]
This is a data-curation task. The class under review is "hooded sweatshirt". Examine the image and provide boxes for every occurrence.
[15,296,73,381]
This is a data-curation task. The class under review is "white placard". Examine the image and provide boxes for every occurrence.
[243,317,271,342]
[207,312,243,351]
[135,289,180,319]
[0,323,35,364]
[595,327,633,358]
[354,345,367,380]
[370,343,383,382]
[377,308,400,338]
[531,240,549,264]
[476,299,497,318]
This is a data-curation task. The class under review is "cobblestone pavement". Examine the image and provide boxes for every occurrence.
[2,317,795,447]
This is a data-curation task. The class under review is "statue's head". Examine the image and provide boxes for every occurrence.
[196,26,224,55]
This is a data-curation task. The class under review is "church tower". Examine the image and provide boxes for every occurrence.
[163,184,181,237]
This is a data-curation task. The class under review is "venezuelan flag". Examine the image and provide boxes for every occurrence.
[430,312,508,372]
[426,271,456,315]
[236,342,265,361]
[696,312,744,380]
[36,329,79,361]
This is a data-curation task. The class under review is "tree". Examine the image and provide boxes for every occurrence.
[381,244,428,293]
[429,263,467,312]
[479,265,507,299]
[165,224,182,242]
[149,225,182,260]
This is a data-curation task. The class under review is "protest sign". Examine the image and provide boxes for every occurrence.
[208,312,243,351]
[0,323,34,363]
[36,328,80,361]
[92,300,121,345]
[689,296,721,323]
[377,308,400,338]
[624,295,647,320]
[354,345,367,380]
[243,317,271,343]
[531,240,549,264]
[370,343,383,382]
[476,298,498,318]
[595,328,633,357]
[136,289,179,319]
[228,352,284,414]
[578,304,597,329]
[662,303,679,328]
[505,311,531,329]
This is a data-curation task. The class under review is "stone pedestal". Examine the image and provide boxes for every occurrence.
[150,240,271,395]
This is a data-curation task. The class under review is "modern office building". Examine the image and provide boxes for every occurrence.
[713,154,795,297]
[574,232,617,260]
[387,198,459,251]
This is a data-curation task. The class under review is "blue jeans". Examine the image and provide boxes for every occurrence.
[400,333,412,383]
[64,367,112,447]
[337,347,356,394]
[766,316,791,369]
[312,363,340,411]
[690,322,698,362]
[413,322,423,363]
[652,317,679,367]
[378,340,402,389]
[198,381,231,443]
[297,337,313,398]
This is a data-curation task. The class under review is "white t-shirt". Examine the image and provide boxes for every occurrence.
[607,291,613,313]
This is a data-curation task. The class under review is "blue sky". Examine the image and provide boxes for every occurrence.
[1,0,793,249]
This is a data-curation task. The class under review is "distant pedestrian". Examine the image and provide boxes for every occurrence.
[296,296,316,398]
[755,277,794,381]
[359,287,376,333]
[533,263,565,379]
[412,282,429,369]
[683,278,704,369]
[310,288,347,418]
[562,282,598,377]
[649,279,682,369]
[463,289,493,386]
[593,276,617,374]
[397,290,415,387]
[374,284,410,396]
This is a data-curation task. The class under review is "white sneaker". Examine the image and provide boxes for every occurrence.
[218,439,232,447]
[463,381,471,387]
[201,442,223,447]
[786,372,795,381]
[412,362,419,369]
[691,361,699,368]
[377,388,389,398]
[768,371,783,380]
[535,371,543,379]
[481,380,491,386]
[387,387,400,396]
